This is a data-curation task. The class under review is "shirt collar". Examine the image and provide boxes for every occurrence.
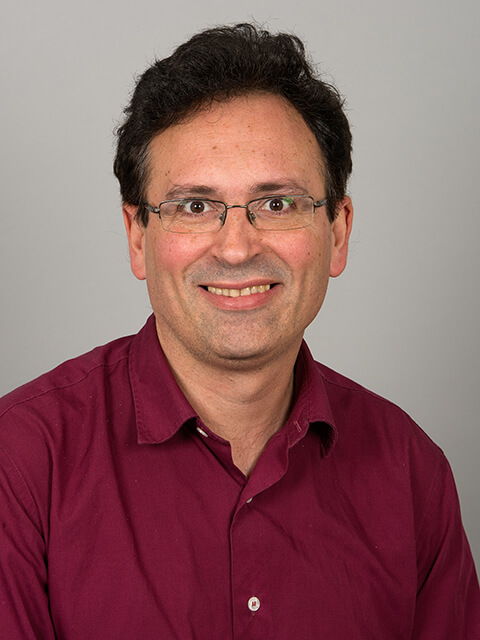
[285,341,338,455]
[129,315,337,454]
[129,315,197,444]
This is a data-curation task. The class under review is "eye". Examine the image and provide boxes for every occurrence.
[262,197,295,213]
[268,198,284,211]
[182,199,210,215]
[171,199,223,218]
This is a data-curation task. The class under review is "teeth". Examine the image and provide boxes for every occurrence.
[207,284,271,297]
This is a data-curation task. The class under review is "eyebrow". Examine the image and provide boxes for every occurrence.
[164,180,310,201]
[164,185,217,199]
[250,180,309,195]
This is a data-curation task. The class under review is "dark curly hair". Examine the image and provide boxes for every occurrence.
[114,23,352,224]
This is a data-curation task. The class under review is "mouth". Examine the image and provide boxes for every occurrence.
[205,284,272,298]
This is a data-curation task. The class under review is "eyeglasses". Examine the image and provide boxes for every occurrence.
[142,195,328,234]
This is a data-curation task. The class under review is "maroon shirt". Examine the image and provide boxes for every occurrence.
[0,315,479,639]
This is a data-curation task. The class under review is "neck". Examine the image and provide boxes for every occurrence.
[157,329,301,476]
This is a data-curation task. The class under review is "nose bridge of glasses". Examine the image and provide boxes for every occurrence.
[223,203,256,226]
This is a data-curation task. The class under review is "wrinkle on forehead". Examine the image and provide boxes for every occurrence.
[145,93,326,200]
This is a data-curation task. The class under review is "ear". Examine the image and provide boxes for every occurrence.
[123,204,147,281]
[329,196,353,278]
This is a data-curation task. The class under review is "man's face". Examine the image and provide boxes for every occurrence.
[124,93,352,370]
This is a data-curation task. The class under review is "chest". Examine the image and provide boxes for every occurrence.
[46,430,417,639]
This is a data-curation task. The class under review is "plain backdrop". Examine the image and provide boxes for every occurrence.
[1,0,479,569]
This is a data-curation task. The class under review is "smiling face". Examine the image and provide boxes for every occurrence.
[124,93,352,371]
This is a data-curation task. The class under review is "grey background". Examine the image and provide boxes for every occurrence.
[1,0,479,568]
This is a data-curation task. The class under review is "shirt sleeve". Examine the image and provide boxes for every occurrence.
[0,444,57,640]
[411,454,480,639]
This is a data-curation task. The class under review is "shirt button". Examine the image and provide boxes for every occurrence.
[248,596,260,612]
[196,427,208,438]
[246,498,253,504]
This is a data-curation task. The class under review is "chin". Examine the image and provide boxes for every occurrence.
[205,334,297,369]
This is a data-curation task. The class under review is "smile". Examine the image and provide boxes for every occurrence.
[206,284,271,298]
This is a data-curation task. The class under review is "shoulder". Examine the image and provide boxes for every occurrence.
[0,332,136,528]
[0,334,134,478]
[308,359,459,546]
[315,358,411,412]
[0,333,134,422]
[310,358,445,473]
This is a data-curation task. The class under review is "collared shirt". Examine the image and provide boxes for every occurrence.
[0,315,479,639]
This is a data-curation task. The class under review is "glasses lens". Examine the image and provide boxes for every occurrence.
[249,195,314,230]
[159,199,225,233]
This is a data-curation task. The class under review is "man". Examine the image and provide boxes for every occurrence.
[0,23,479,639]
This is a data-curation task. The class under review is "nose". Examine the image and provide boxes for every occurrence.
[209,205,262,265]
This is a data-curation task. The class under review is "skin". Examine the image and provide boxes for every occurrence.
[124,93,353,475]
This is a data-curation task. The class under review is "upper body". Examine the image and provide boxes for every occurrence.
[1,315,478,639]
[1,23,479,638]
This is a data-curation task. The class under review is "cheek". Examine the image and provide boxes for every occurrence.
[146,234,209,282]
[282,233,331,283]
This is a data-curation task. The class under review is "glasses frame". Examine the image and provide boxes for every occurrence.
[142,195,328,233]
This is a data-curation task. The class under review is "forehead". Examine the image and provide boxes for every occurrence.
[146,93,325,196]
